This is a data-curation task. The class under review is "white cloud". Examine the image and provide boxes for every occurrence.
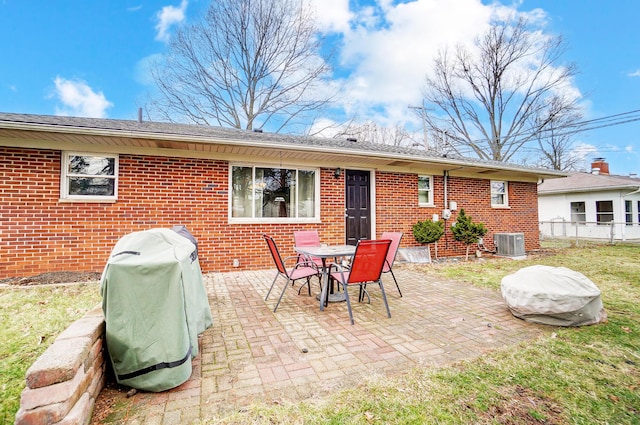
[307,0,351,33]
[572,142,597,156]
[51,77,113,118]
[134,53,163,86]
[311,0,581,137]
[625,145,634,153]
[328,0,495,123]
[628,70,640,77]
[567,142,598,171]
[155,0,188,42]
[307,117,343,137]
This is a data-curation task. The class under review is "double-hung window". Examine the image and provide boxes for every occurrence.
[60,152,118,201]
[490,180,508,207]
[570,201,586,224]
[230,165,319,222]
[596,200,614,224]
[418,175,433,206]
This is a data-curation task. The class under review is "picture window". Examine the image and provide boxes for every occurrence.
[230,165,319,222]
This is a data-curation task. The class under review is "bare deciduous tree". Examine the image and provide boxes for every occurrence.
[421,17,579,162]
[534,96,583,170]
[307,117,419,147]
[147,0,333,132]
[339,120,416,147]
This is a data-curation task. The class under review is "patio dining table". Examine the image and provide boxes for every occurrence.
[294,244,356,311]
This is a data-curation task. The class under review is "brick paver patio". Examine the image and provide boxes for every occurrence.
[102,265,546,423]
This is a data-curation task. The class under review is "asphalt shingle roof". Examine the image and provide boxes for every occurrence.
[538,171,640,194]
[0,112,566,178]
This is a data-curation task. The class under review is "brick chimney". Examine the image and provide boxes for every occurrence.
[591,158,609,175]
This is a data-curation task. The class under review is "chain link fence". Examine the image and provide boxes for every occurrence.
[539,219,640,246]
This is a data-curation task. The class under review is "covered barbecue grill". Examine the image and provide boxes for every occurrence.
[100,227,213,392]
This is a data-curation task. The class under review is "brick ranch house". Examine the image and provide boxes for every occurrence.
[0,112,565,279]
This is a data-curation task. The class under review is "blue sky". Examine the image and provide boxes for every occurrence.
[1,0,639,176]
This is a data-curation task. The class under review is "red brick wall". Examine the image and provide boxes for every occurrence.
[444,176,540,254]
[1,147,539,279]
[0,149,347,277]
[375,171,443,239]
[375,172,540,255]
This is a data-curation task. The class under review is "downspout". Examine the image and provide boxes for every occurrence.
[442,167,463,209]
[442,168,464,251]
[443,170,448,212]
[621,186,640,241]
[443,170,449,250]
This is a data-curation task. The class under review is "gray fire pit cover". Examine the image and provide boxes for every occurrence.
[501,265,606,326]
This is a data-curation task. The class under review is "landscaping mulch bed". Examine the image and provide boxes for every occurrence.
[0,271,102,286]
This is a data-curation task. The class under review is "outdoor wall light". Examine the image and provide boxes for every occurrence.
[334,167,342,179]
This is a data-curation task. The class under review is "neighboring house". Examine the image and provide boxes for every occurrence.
[538,159,640,241]
[0,112,565,279]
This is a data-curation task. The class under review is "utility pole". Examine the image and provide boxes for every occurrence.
[408,105,430,150]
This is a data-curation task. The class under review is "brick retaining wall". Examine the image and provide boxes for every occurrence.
[14,306,106,425]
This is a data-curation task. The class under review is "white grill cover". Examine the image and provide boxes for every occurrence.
[501,265,606,326]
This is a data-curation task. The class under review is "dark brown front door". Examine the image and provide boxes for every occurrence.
[345,169,371,245]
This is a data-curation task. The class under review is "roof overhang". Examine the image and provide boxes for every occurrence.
[0,115,568,183]
[539,185,640,195]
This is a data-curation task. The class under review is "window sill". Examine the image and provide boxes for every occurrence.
[229,218,322,225]
[418,203,436,208]
[59,198,117,204]
[491,205,511,209]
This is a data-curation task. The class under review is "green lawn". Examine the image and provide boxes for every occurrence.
[2,242,638,424]
[0,283,101,424]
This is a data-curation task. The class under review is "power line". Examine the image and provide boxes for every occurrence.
[557,109,640,129]
[505,109,640,143]
[437,108,640,156]
[536,113,640,139]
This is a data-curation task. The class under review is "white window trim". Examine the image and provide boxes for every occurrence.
[570,201,587,225]
[596,200,614,225]
[418,175,434,207]
[490,180,509,208]
[60,152,118,203]
[624,200,633,225]
[228,164,321,224]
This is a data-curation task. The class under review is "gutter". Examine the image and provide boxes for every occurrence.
[540,185,640,195]
[0,116,567,179]
[619,187,640,241]
[623,187,640,197]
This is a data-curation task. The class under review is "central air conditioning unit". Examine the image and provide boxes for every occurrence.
[494,233,525,257]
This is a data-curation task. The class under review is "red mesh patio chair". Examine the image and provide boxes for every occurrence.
[293,230,323,265]
[329,239,392,325]
[293,230,324,295]
[263,234,320,312]
[380,231,403,297]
